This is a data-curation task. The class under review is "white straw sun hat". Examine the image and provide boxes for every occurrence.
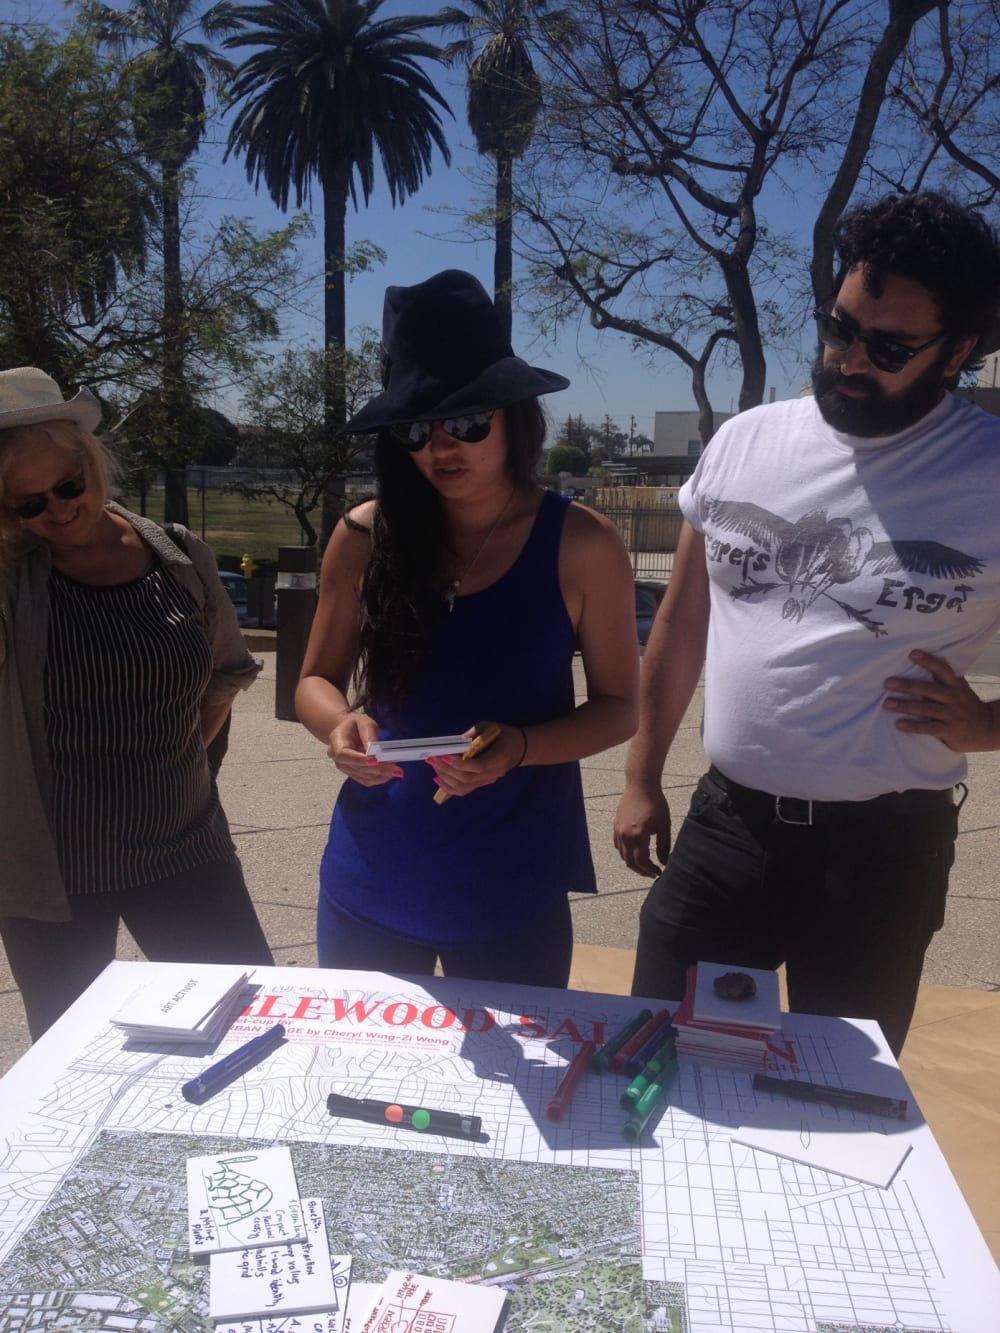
[0,367,102,433]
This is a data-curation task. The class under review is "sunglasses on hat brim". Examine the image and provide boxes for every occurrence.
[388,411,496,452]
[7,471,87,519]
[813,307,947,375]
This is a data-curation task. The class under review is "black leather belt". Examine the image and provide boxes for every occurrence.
[708,765,958,827]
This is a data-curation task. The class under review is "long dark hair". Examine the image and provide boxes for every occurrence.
[354,399,546,716]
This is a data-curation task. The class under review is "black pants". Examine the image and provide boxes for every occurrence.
[1,859,274,1040]
[631,768,959,1057]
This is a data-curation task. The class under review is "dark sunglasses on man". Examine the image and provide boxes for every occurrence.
[7,472,87,520]
[813,306,947,375]
[389,411,495,452]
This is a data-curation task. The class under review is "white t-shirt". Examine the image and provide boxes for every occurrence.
[680,393,1000,799]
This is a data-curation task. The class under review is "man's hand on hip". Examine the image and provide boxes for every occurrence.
[884,648,1000,752]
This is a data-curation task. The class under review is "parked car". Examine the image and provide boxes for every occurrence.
[635,579,666,644]
[217,570,249,625]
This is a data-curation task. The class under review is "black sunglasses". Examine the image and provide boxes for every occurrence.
[7,471,88,520]
[814,307,947,375]
[389,411,496,452]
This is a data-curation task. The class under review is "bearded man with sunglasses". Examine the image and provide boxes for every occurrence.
[614,191,1000,1056]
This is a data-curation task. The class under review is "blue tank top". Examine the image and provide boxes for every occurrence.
[320,490,597,944]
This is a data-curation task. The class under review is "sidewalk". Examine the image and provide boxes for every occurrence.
[1,650,997,1258]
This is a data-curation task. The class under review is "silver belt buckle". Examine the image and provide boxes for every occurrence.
[774,795,813,826]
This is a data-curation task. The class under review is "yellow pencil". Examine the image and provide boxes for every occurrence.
[433,723,503,805]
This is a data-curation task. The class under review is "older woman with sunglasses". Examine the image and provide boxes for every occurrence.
[296,270,639,985]
[0,367,273,1040]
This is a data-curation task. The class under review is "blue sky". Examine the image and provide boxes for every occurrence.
[12,0,813,436]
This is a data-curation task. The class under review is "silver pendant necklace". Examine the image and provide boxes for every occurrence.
[443,488,515,612]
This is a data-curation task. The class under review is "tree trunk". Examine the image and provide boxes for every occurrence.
[720,251,767,415]
[161,157,189,526]
[494,151,514,343]
[691,362,715,448]
[810,0,940,302]
[320,172,349,548]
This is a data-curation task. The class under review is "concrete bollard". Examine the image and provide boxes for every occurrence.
[275,545,318,721]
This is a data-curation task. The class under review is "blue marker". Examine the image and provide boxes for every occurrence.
[181,1024,286,1104]
[624,1021,677,1079]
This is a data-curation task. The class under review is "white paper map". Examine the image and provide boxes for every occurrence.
[0,961,996,1333]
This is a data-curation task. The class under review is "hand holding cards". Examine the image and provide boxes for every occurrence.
[432,723,502,805]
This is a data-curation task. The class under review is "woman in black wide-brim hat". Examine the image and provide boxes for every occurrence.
[296,270,639,985]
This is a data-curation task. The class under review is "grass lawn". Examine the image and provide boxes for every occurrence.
[117,485,315,565]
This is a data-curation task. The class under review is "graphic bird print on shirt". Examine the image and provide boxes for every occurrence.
[704,498,983,635]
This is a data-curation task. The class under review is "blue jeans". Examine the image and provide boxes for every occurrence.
[318,894,573,989]
[631,768,959,1056]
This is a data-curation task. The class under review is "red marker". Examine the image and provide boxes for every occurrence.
[544,1040,597,1122]
[609,1009,670,1074]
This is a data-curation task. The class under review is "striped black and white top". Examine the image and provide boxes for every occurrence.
[44,559,236,893]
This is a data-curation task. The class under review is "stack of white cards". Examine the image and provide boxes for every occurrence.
[186,1146,508,1330]
[111,965,253,1045]
[673,961,783,1071]
[366,734,469,762]
[186,1146,352,1328]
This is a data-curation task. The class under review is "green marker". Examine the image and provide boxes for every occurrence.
[621,1058,679,1142]
[589,1009,653,1073]
[620,1042,678,1109]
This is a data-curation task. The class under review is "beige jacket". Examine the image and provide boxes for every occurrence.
[0,504,261,921]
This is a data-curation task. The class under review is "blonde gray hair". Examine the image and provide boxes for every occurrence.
[0,420,118,567]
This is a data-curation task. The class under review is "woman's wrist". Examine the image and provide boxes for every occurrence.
[513,725,529,767]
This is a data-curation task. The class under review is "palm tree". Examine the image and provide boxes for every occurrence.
[438,0,567,340]
[222,0,452,539]
[87,0,236,523]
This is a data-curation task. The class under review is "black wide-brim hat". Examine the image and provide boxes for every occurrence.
[344,269,569,435]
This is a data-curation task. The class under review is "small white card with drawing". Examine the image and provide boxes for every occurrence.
[209,1198,349,1321]
[186,1145,304,1254]
[357,1270,508,1332]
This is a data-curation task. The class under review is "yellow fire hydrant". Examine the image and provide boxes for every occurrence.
[240,553,255,579]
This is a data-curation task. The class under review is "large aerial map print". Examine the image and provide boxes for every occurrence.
[0,963,995,1332]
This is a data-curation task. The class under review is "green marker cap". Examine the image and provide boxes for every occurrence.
[633,1059,679,1119]
[410,1108,431,1131]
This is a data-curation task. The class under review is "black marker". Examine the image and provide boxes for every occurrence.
[181,1024,286,1104]
[327,1092,482,1140]
[753,1074,908,1121]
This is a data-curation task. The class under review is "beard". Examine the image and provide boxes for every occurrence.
[811,346,950,437]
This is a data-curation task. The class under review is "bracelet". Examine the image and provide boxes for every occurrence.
[514,725,529,767]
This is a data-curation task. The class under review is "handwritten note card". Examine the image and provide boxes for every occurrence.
[358,1270,507,1333]
[186,1145,304,1254]
[216,1315,346,1333]
[209,1198,348,1321]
